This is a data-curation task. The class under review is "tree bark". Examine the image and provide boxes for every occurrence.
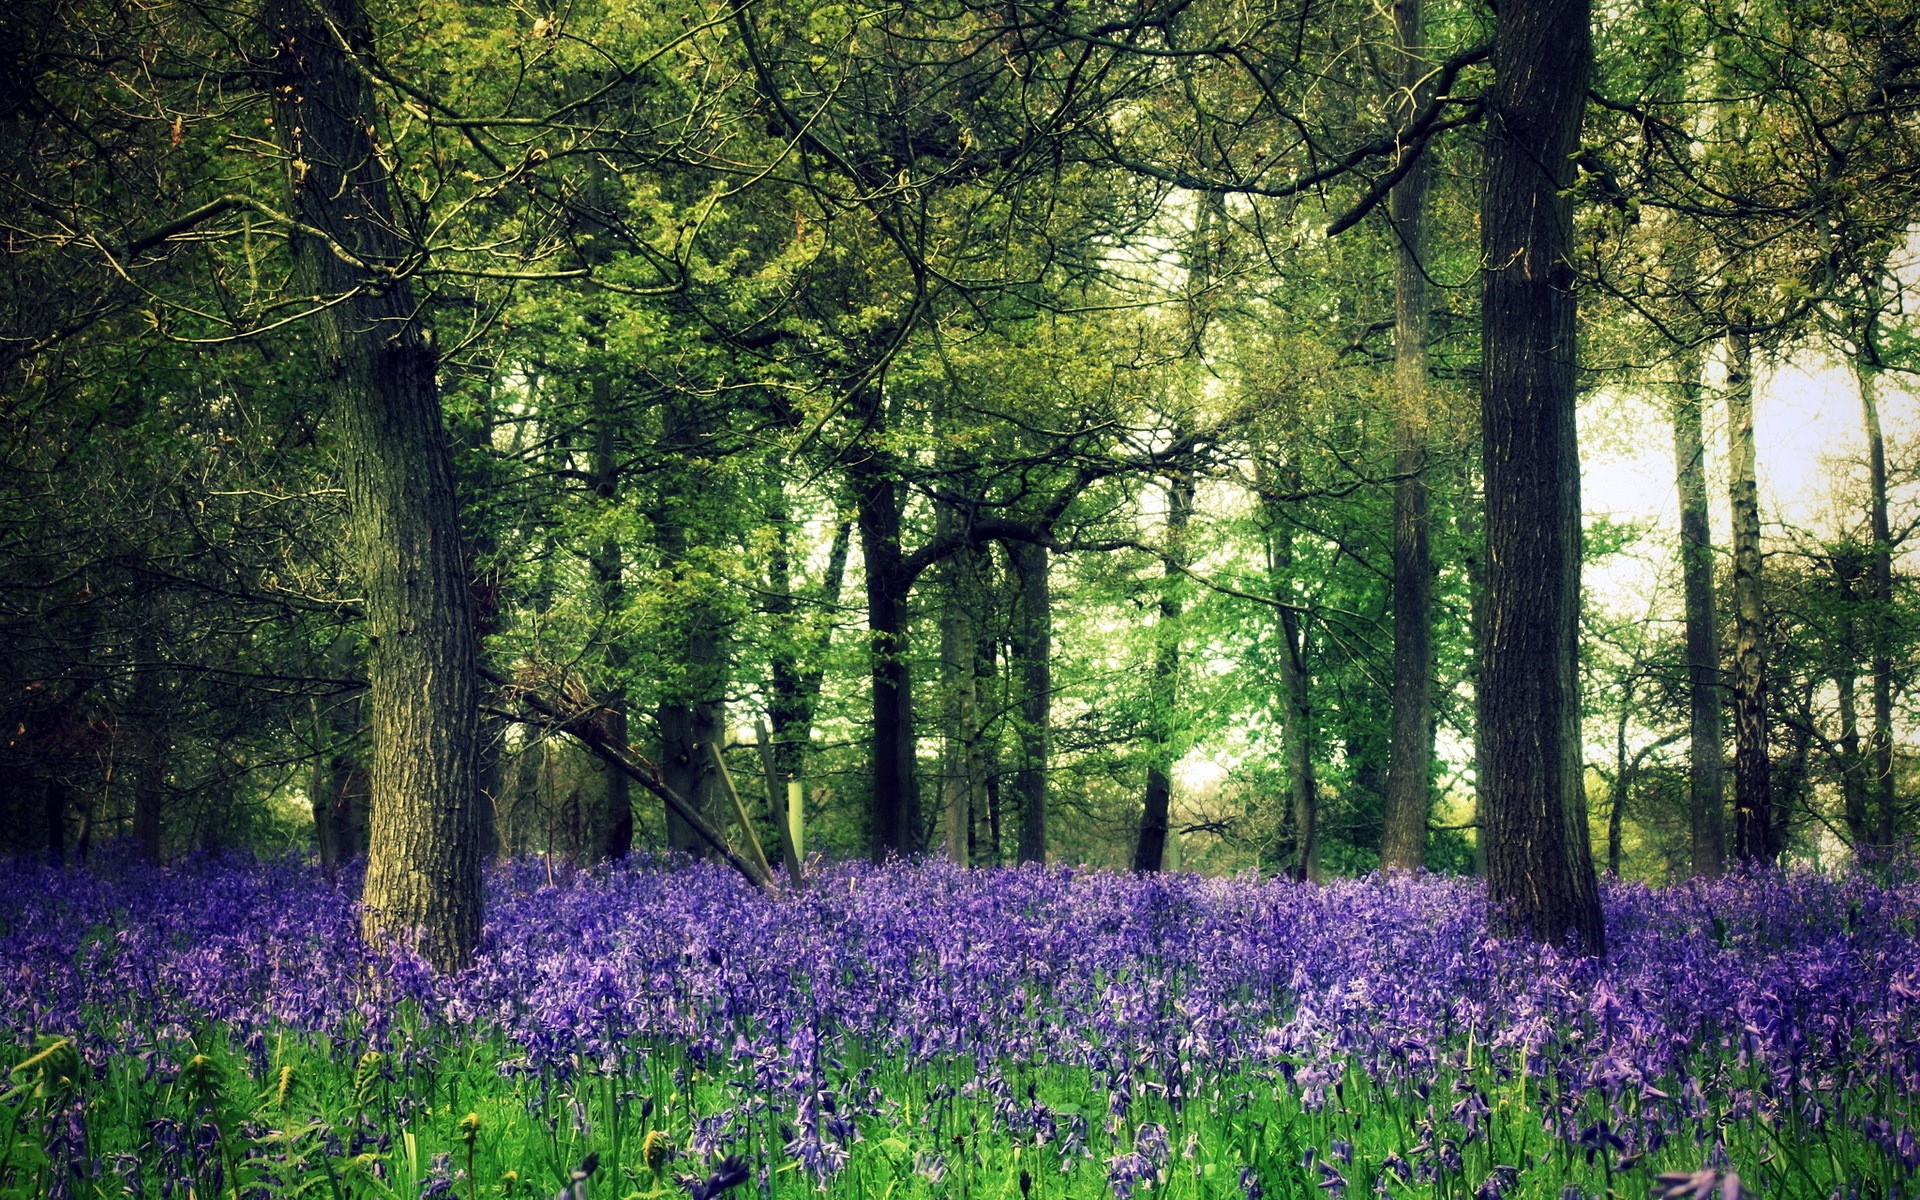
[854,460,920,861]
[1673,358,1726,878]
[270,0,482,969]
[1725,324,1774,863]
[1134,475,1192,872]
[1477,0,1604,953]
[1010,540,1051,865]
[1379,0,1435,873]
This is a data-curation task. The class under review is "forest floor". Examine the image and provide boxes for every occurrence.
[2,855,1916,1198]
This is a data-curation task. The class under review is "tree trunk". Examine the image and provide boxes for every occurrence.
[1857,364,1897,851]
[855,462,920,861]
[1477,0,1604,954]
[1265,490,1320,883]
[1833,548,1872,846]
[1134,475,1192,872]
[1010,540,1051,865]
[1607,702,1629,877]
[978,626,1004,865]
[653,395,728,857]
[936,512,984,866]
[1673,358,1726,878]
[271,0,482,968]
[1725,324,1773,863]
[1457,448,1489,877]
[591,375,633,861]
[1838,658,1869,843]
[1379,0,1435,875]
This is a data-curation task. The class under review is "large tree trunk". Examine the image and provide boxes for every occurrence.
[1673,358,1726,878]
[1725,324,1774,863]
[1379,0,1435,873]
[1477,0,1604,954]
[1134,475,1192,872]
[1857,364,1897,851]
[1009,541,1051,864]
[854,462,920,861]
[270,0,482,968]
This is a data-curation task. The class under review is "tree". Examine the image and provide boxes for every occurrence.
[1134,471,1193,872]
[1723,325,1774,863]
[1378,0,1437,874]
[1476,0,1605,953]
[1671,357,1727,877]
[269,0,484,968]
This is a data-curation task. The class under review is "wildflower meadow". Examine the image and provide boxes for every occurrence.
[3,857,1917,1200]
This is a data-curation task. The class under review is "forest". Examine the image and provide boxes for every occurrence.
[2,0,1920,1195]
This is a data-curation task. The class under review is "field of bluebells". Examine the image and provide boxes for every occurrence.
[2,856,1918,1200]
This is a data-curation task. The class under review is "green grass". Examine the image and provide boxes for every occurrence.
[4,1019,1908,1199]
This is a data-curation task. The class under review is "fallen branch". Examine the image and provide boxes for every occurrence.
[482,667,775,892]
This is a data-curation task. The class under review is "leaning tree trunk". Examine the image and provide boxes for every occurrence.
[1725,323,1774,863]
[1010,540,1052,865]
[1134,475,1192,873]
[1477,0,1605,954]
[270,0,482,970]
[1379,0,1436,873]
[1673,357,1726,878]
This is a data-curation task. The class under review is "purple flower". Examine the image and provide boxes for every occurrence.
[679,1155,750,1200]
